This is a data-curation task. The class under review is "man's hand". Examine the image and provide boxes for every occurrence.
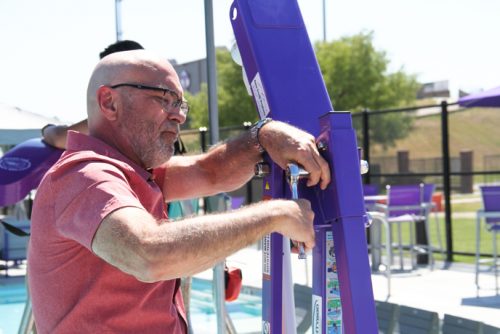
[269,199,316,252]
[258,121,331,190]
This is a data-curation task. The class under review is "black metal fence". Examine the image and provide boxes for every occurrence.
[180,102,500,261]
[355,102,500,261]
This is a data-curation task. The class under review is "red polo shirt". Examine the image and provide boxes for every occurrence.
[28,131,186,333]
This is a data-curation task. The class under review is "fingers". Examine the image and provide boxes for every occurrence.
[296,138,331,190]
[260,121,331,189]
[293,199,315,249]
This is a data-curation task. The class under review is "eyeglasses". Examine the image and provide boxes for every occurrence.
[110,83,189,116]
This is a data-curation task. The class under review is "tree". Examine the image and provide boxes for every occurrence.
[315,32,419,147]
[186,48,257,129]
[187,33,419,148]
[184,85,208,129]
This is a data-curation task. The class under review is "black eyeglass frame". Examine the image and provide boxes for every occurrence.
[110,83,189,115]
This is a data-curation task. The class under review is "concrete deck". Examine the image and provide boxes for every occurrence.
[214,246,500,328]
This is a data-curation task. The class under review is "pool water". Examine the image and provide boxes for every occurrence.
[0,278,262,334]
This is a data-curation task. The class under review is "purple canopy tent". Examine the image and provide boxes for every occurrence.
[0,138,63,207]
[458,85,500,108]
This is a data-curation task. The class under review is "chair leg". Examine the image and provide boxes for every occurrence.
[409,221,416,269]
[434,211,445,259]
[397,224,404,270]
[385,221,392,298]
[475,215,481,294]
[424,219,434,270]
[494,230,498,295]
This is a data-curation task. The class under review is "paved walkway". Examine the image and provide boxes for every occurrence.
[198,246,500,328]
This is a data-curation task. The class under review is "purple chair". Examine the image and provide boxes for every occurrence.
[475,185,500,294]
[383,184,432,270]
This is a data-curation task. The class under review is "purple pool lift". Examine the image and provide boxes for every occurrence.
[0,138,63,208]
[230,0,378,333]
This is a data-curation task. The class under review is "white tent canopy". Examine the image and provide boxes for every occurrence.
[0,103,62,146]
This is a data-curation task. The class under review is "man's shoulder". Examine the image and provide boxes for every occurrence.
[49,150,130,182]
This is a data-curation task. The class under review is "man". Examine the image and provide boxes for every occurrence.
[42,39,188,155]
[28,50,330,333]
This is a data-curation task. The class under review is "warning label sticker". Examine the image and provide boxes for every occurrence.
[251,72,270,119]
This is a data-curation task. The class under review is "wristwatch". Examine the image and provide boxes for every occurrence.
[250,117,272,154]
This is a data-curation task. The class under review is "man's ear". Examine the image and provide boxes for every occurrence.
[97,86,118,121]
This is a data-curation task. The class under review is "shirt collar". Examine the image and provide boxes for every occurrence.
[66,131,153,181]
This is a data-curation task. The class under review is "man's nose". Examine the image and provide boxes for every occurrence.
[166,109,186,124]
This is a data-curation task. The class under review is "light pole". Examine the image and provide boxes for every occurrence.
[322,0,326,41]
[115,0,123,41]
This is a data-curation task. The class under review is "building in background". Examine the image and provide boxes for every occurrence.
[417,80,450,100]
[172,58,207,95]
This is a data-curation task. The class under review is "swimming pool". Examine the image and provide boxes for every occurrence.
[0,277,262,334]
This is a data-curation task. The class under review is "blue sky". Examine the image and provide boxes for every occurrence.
[0,0,498,123]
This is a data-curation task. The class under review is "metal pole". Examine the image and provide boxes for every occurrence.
[115,0,123,41]
[204,0,219,145]
[440,100,453,262]
[204,3,224,333]
[322,0,326,42]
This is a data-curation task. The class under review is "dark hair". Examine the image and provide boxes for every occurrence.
[99,40,144,59]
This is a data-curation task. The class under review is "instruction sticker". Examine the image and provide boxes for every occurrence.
[326,231,343,334]
[250,72,270,119]
[262,234,271,278]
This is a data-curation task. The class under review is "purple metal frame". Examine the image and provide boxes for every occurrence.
[230,0,377,332]
[0,138,63,207]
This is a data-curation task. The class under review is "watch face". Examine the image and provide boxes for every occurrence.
[256,117,272,129]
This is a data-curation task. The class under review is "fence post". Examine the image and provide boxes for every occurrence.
[440,100,453,262]
[199,127,208,153]
[397,150,410,173]
[362,108,370,184]
[460,150,474,193]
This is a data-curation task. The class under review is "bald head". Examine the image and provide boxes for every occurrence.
[86,50,180,126]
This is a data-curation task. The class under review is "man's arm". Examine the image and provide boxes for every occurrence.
[42,119,88,149]
[92,199,314,282]
[161,120,330,201]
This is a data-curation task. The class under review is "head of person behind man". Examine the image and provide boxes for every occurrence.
[100,39,144,59]
[86,50,186,170]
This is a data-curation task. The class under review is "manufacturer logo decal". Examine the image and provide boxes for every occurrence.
[0,157,31,171]
[312,295,322,334]
[262,320,270,334]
